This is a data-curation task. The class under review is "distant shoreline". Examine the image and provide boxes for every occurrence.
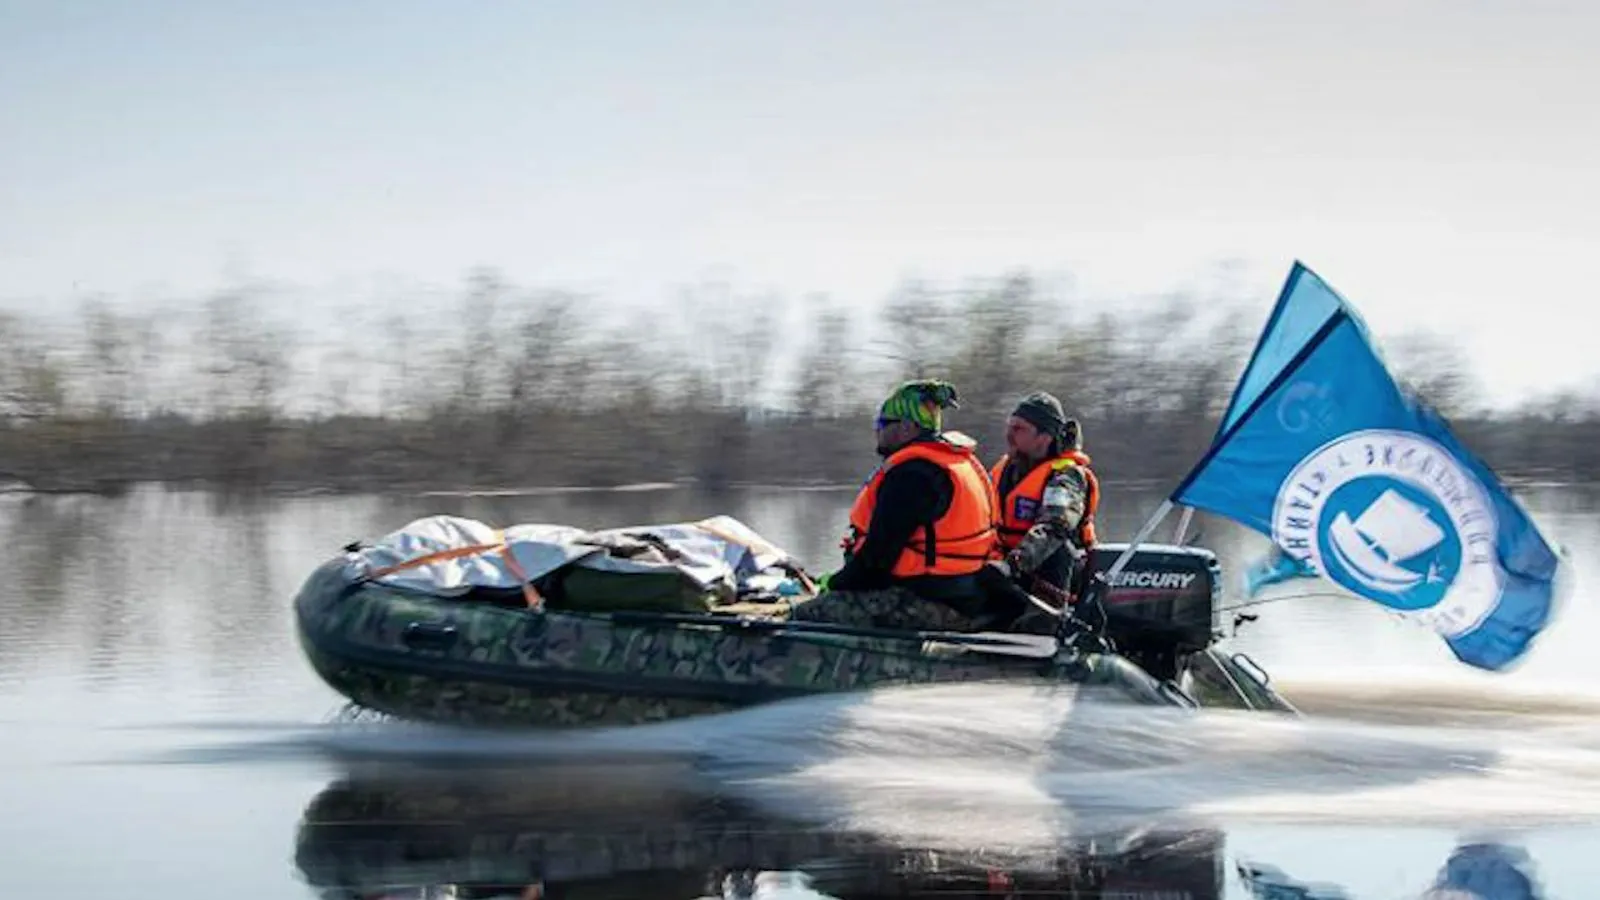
[3,271,1593,501]
[2,472,1590,499]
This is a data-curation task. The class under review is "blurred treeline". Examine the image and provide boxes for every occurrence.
[0,268,1592,494]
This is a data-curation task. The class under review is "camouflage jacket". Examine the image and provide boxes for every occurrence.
[1004,462,1091,579]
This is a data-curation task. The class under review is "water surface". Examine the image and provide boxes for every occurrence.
[2,484,1596,898]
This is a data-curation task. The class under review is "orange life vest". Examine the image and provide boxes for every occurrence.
[844,439,1001,578]
[989,450,1099,551]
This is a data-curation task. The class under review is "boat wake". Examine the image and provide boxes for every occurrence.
[131,674,1600,858]
[697,678,1600,852]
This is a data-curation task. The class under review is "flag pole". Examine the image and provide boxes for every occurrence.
[1103,498,1174,582]
[1172,505,1195,546]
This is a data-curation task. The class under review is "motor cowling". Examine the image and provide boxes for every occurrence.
[1081,542,1221,680]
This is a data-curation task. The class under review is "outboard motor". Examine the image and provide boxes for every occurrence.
[1080,542,1221,682]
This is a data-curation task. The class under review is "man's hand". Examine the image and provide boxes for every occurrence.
[1079,570,1110,604]
[1075,572,1110,632]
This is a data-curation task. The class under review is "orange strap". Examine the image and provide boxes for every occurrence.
[367,542,505,579]
[364,532,545,610]
[496,539,545,610]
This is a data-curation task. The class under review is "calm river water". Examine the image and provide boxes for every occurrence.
[2,482,1597,898]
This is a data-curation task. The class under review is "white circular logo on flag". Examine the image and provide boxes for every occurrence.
[1270,429,1502,637]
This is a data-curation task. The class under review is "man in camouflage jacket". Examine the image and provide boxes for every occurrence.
[987,391,1098,602]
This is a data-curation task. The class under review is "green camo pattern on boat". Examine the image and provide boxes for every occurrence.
[293,557,1196,728]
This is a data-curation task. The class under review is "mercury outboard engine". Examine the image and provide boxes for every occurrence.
[1078,542,1221,682]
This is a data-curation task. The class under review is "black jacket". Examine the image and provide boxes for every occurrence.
[831,448,1036,626]
[830,457,953,593]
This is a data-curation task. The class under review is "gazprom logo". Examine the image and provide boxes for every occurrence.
[1270,429,1502,637]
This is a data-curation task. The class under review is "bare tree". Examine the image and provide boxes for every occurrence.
[1383,329,1483,418]
[0,266,1593,492]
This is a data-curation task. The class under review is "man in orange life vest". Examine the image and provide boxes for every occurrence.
[789,379,1014,632]
[986,391,1099,603]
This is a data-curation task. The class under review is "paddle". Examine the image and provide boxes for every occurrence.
[602,608,1067,658]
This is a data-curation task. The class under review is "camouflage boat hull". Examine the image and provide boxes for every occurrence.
[293,563,1213,730]
[294,534,1298,728]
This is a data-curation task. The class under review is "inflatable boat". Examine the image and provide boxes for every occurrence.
[293,514,1294,729]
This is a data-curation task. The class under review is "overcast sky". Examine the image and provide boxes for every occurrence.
[3,0,1596,406]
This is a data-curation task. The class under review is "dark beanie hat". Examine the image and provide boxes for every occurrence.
[1012,391,1067,439]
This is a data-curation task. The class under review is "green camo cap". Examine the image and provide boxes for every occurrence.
[877,379,960,431]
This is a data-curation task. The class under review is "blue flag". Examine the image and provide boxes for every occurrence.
[1174,262,1567,671]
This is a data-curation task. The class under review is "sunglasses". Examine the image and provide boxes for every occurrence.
[874,416,902,430]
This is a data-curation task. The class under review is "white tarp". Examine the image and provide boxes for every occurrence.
[345,513,806,597]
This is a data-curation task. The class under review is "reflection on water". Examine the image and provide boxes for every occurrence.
[293,762,1231,900]
[1239,842,1546,900]
[289,762,1551,900]
[119,668,1593,899]
[0,484,1596,897]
